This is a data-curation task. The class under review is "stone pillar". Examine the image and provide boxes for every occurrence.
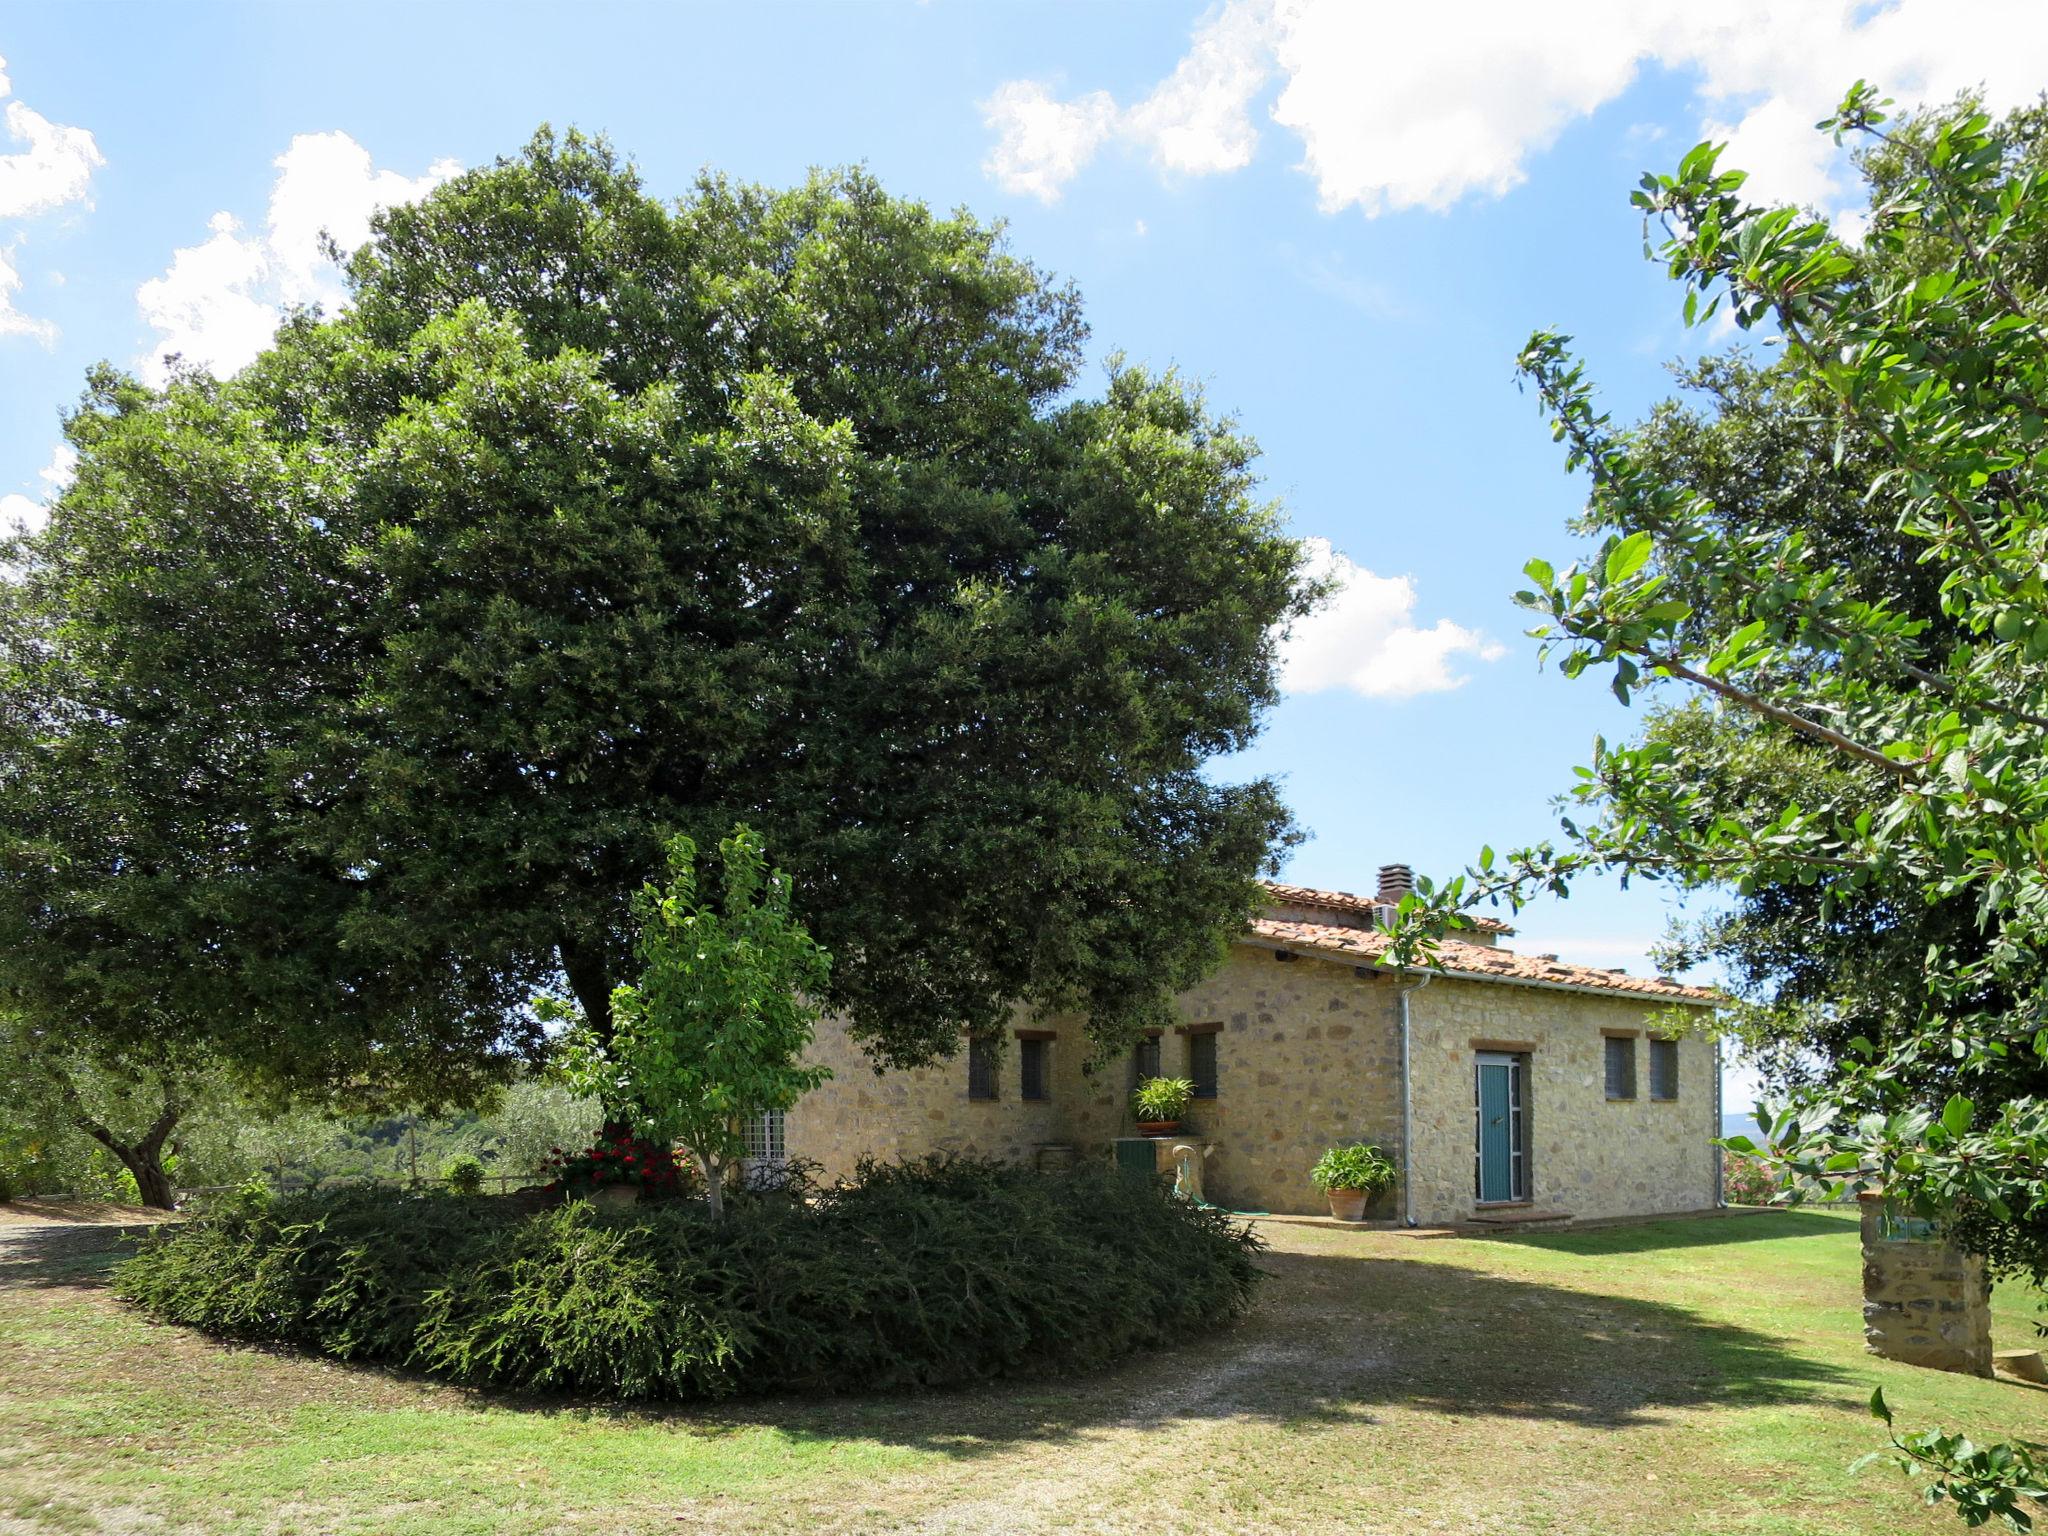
[1859,1192,1994,1377]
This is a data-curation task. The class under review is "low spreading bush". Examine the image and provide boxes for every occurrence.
[116,1155,1264,1400]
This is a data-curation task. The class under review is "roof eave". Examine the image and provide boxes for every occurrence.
[1234,933,1721,1008]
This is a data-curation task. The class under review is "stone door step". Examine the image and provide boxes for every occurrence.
[1468,1207,1575,1229]
[1995,1349,2047,1384]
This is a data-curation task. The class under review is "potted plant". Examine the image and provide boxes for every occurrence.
[1131,1076,1195,1137]
[1310,1141,1396,1222]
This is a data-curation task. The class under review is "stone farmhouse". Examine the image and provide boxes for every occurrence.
[768,867,1723,1224]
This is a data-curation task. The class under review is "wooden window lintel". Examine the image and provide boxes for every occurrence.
[1600,1027,1642,1039]
[1012,1028,1057,1041]
[1471,1038,1538,1053]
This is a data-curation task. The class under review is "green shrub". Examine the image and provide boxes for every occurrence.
[442,1154,486,1196]
[1309,1142,1397,1194]
[117,1157,1264,1400]
[1722,1150,1785,1206]
[1131,1077,1195,1122]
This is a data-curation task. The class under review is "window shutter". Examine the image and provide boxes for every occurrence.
[1650,1038,1679,1100]
[1189,1032,1218,1099]
[1604,1036,1637,1100]
[1020,1037,1050,1101]
[967,1038,998,1100]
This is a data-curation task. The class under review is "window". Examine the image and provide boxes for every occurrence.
[741,1109,786,1163]
[1132,1032,1162,1086]
[1020,1036,1050,1101]
[967,1037,999,1100]
[1649,1038,1679,1100]
[1604,1035,1637,1100]
[739,1110,787,1189]
[1188,1030,1218,1099]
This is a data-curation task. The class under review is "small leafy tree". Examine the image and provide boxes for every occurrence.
[1377,86,2048,1525]
[557,827,830,1217]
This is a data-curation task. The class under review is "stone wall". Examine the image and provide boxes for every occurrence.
[1405,977,1720,1224]
[786,943,1718,1223]
[785,1004,1122,1177]
[1859,1195,1994,1376]
[1156,947,1406,1217]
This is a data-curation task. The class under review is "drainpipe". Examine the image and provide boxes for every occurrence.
[1712,1032,1726,1208]
[1397,970,1433,1228]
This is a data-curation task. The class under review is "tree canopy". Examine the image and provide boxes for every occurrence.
[0,129,1310,1109]
[1384,89,2048,1523]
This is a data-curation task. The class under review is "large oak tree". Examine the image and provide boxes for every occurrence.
[0,130,1311,1112]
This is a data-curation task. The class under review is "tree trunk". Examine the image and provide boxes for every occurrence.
[79,1104,182,1210]
[695,1148,725,1219]
[115,1147,178,1211]
[559,936,636,1145]
[556,936,616,1046]
[47,1062,185,1211]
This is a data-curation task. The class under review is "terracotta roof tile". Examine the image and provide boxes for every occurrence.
[1259,879,1514,935]
[1246,916,1719,1004]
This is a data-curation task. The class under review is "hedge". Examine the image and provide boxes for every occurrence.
[115,1156,1265,1399]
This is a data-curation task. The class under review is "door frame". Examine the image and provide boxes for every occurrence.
[1473,1051,1529,1204]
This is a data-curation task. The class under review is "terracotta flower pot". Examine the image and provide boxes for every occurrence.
[1136,1120,1181,1137]
[1325,1188,1369,1222]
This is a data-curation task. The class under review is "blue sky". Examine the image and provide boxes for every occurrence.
[4,2,2040,1110]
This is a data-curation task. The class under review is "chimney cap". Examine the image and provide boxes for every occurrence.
[1376,863,1415,903]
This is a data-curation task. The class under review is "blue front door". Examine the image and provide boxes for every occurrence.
[1477,1060,1515,1203]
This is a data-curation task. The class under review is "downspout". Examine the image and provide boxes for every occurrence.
[1712,1031,1726,1209]
[1397,969,1433,1228]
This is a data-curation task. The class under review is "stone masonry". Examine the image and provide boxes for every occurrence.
[788,941,1719,1222]
[1859,1193,1995,1377]
[1405,974,1719,1223]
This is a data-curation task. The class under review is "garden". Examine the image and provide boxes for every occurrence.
[6,1199,2042,1535]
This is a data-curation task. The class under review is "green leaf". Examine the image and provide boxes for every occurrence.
[1605,531,1655,586]
[1871,1386,1893,1426]
[1940,1094,1973,1137]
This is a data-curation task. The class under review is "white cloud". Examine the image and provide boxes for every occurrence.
[983,0,2048,222]
[1120,0,1272,177]
[0,54,102,344]
[38,439,76,496]
[981,81,1119,203]
[0,241,53,344]
[984,0,1270,201]
[137,131,459,382]
[1,438,75,539]
[1279,536,1505,699]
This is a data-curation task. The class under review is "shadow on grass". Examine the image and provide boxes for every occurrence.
[17,1220,1853,1459]
[0,1221,158,1289]
[1454,1208,1858,1257]
[490,1243,1853,1455]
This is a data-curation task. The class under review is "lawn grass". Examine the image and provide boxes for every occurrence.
[1,1201,2042,1535]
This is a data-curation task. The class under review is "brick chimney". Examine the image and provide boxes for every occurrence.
[1376,863,1414,905]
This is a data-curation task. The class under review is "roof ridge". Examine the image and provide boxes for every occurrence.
[1259,878,1515,935]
